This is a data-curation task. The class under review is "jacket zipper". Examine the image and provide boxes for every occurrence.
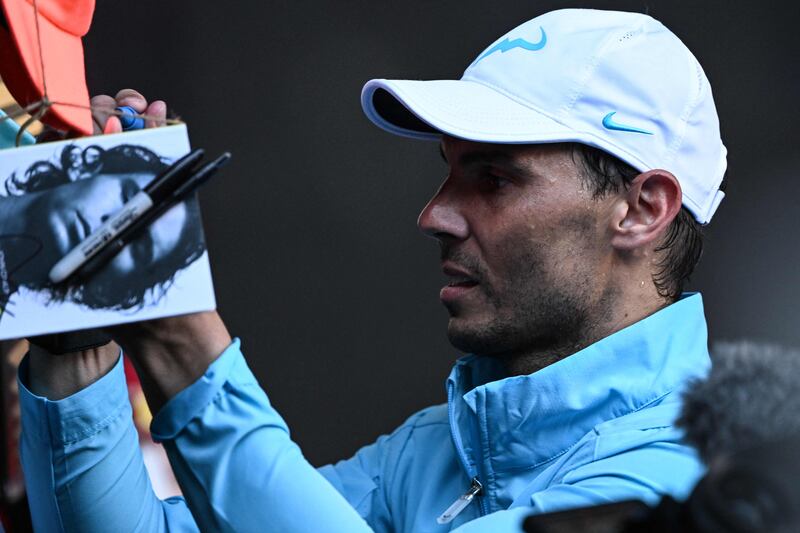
[444,376,487,524]
[436,477,483,524]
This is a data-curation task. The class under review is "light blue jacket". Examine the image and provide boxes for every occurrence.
[19,294,710,532]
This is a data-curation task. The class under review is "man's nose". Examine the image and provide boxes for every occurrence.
[417,182,469,241]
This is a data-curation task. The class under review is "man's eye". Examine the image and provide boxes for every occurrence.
[121,178,142,203]
[481,173,510,190]
[132,231,155,266]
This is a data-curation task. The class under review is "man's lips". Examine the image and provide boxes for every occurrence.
[442,262,479,284]
[441,262,479,301]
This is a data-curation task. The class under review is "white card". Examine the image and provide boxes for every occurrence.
[0,124,216,339]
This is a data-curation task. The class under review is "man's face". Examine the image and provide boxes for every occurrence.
[418,136,617,359]
[30,172,188,284]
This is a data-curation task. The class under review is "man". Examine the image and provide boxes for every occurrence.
[18,8,726,532]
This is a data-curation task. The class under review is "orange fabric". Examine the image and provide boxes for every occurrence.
[0,0,94,134]
[123,356,154,435]
[23,0,94,36]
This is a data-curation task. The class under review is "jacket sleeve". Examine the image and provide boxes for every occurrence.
[19,339,373,533]
[149,338,373,532]
[18,351,199,533]
[318,417,420,533]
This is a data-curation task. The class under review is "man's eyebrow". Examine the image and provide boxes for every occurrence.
[439,143,536,178]
[460,149,534,178]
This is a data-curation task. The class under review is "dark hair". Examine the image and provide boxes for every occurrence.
[5,160,69,195]
[569,143,707,302]
[6,143,206,310]
[60,144,82,171]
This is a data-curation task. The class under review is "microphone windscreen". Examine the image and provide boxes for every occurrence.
[677,341,800,464]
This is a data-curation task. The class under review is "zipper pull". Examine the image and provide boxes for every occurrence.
[436,477,483,524]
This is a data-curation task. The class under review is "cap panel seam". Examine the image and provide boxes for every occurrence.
[560,19,648,116]
[662,47,703,175]
[559,49,599,117]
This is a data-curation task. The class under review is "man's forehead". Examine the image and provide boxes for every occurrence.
[439,136,576,169]
[92,171,155,187]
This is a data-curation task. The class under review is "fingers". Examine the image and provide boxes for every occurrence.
[114,88,148,112]
[90,94,116,135]
[145,100,167,128]
[90,89,169,134]
[103,116,123,134]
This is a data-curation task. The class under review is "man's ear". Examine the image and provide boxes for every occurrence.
[610,169,682,251]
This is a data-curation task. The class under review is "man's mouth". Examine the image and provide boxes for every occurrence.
[446,276,478,288]
[441,263,479,301]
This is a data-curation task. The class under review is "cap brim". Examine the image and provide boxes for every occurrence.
[362,79,578,144]
[0,0,92,135]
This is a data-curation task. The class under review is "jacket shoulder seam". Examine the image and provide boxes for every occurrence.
[591,389,676,461]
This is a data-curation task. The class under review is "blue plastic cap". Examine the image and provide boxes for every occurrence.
[116,106,145,131]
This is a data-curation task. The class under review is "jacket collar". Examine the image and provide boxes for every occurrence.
[446,293,711,477]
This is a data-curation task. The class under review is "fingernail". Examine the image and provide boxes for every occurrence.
[103,117,123,134]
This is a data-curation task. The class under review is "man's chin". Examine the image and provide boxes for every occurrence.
[446,316,503,355]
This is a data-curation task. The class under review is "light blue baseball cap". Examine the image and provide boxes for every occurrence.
[0,108,36,149]
[361,9,727,224]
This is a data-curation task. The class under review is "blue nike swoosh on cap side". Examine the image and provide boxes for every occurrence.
[473,27,547,65]
[602,112,654,135]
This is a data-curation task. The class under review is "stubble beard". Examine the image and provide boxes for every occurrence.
[443,241,603,370]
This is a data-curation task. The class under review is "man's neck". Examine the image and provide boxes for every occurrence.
[498,341,588,377]
[498,294,670,377]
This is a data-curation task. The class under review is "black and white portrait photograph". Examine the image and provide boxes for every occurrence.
[0,125,215,339]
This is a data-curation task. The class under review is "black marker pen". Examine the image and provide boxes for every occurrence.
[48,148,206,284]
[69,152,231,282]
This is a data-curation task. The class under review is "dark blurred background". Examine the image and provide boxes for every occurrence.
[82,0,800,466]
